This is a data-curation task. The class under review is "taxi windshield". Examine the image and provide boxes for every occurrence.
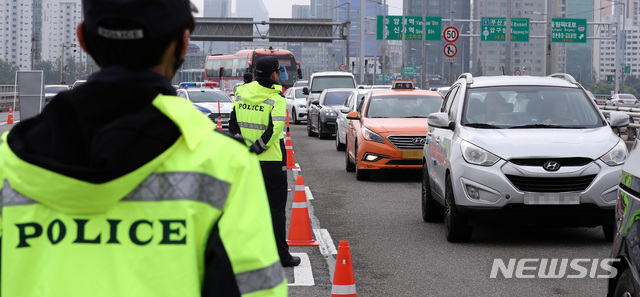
[188,90,232,103]
[366,95,443,118]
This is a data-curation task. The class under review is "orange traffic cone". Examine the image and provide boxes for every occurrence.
[216,116,223,130]
[7,106,13,124]
[331,241,357,297]
[285,131,299,169]
[286,175,319,246]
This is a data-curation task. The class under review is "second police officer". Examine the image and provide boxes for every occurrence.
[229,57,301,267]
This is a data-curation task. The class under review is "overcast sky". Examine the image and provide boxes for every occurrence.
[193,0,403,18]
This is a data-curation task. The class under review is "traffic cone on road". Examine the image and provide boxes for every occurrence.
[216,116,223,130]
[286,175,319,246]
[7,106,13,124]
[285,131,299,169]
[331,241,357,297]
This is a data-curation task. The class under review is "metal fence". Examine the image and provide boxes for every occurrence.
[0,85,17,112]
[599,105,640,140]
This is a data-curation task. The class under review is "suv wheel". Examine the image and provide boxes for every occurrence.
[307,117,317,137]
[444,175,472,242]
[318,119,328,139]
[614,269,638,297]
[354,144,370,181]
[422,162,443,222]
[336,126,346,151]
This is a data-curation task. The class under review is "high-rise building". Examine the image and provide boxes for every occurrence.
[203,0,231,17]
[292,5,310,19]
[0,0,85,71]
[404,0,471,87]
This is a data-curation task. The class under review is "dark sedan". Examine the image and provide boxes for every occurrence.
[307,88,354,139]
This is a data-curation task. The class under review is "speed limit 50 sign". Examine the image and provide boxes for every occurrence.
[443,26,459,43]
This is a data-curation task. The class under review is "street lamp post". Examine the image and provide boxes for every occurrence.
[60,43,77,85]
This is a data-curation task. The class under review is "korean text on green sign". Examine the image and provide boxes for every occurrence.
[551,18,587,43]
[480,17,529,42]
[377,15,403,40]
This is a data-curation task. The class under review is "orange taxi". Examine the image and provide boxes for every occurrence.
[344,81,443,180]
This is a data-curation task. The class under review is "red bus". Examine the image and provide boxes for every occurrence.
[204,47,302,95]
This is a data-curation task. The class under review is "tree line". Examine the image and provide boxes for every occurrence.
[0,57,98,85]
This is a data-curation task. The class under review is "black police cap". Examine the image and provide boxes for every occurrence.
[255,57,280,77]
[82,0,198,40]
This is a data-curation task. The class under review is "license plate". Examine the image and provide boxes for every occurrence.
[402,150,423,159]
[524,193,580,205]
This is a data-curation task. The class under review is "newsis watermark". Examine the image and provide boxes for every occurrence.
[490,258,621,279]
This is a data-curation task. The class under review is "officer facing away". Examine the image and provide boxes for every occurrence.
[229,57,301,267]
[0,0,287,296]
[243,73,254,84]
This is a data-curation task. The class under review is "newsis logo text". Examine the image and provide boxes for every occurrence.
[490,258,620,279]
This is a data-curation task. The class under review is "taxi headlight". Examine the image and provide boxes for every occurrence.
[601,140,628,166]
[362,126,384,144]
[461,140,500,166]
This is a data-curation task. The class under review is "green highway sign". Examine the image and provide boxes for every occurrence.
[480,17,529,42]
[377,15,403,40]
[403,66,416,75]
[377,16,442,41]
[378,73,392,82]
[551,18,587,43]
[404,16,422,40]
[626,65,631,74]
[425,17,442,41]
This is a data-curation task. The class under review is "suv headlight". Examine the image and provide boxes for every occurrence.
[324,109,337,116]
[600,140,628,166]
[362,126,384,143]
[460,140,500,166]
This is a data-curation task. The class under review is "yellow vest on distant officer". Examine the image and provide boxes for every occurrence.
[232,81,286,161]
[0,95,287,297]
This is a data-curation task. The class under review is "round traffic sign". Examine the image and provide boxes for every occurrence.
[514,69,521,76]
[443,26,459,43]
[444,43,458,57]
[339,64,346,71]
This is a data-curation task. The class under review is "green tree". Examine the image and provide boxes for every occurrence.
[474,58,483,77]
[0,59,20,84]
[589,81,614,95]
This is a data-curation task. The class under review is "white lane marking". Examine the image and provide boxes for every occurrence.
[305,186,314,200]
[287,252,314,286]
[314,228,337,255]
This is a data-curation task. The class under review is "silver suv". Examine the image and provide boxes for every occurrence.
[303,71,356,110]
[422,73,631,242]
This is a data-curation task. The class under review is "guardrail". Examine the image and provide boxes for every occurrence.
[0,85,17,112]
[598,105,640,140]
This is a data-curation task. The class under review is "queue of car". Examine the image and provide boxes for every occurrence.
[176,85,233,130]
[284,86,307,124]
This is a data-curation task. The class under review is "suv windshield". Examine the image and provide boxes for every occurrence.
[310,76,356,93]
[188,91,232,103]
[462,86,605,128]
[322,91,352,106]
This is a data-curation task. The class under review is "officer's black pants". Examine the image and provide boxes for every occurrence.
[260,159,290,261]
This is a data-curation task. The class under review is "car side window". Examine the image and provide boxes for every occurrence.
[442,85,460,113]
[345,94,353,108]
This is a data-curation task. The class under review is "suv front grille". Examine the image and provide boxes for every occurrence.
[505,174,597,192]
[387,135,426,150]
[509,157,592,167]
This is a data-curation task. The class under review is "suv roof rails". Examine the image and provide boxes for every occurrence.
[548,73,577,84]
[458,73,473,84]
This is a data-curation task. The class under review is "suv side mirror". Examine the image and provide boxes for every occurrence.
[303,87,309,95]
[427,112,454,130]
[297,68,303,79]
[340,106,350,114]
[609,111,631,128]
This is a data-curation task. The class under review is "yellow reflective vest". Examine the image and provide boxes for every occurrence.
[0,94,287,297]
[232,81,286,161]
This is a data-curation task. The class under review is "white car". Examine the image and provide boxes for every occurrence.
[176,88,233,130]
[44,84,70,104]
[423,73,630,243]
[335,88,373,151]
[284,87,307,124]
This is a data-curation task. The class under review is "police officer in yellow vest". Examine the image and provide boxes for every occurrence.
[229,57,301,267]
[0,0,287,296]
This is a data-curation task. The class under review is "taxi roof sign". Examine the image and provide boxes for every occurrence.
[391,80,415,90]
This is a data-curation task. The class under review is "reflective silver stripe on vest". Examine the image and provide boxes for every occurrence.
[238,122,268,131]
[235,96,242,102]
[1,180,38,216]
[263,99,275,106]
[272,116,287,122]
[236,260,285,295]
[123,172,231,210]
[257,138,268,150]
